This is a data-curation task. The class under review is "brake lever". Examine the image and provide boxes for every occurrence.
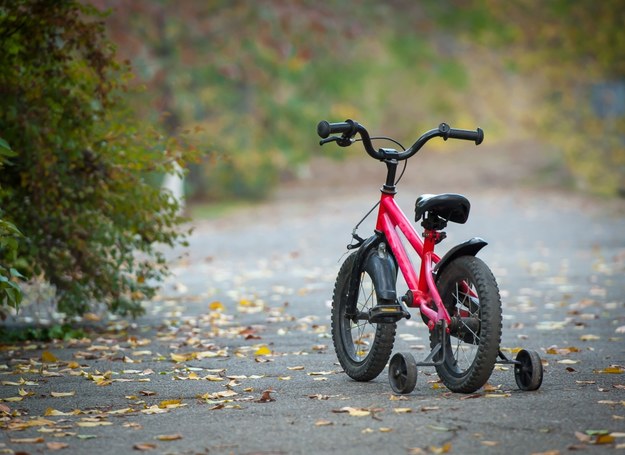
[319,136,340,146]
[319,135,354,147]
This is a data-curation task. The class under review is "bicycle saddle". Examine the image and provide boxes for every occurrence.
[414,193,470,224]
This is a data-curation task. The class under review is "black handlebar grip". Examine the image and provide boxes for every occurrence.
[317,120,355,139]
[439,123,484,145]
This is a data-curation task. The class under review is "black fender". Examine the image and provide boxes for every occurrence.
[433,237,488,278]
[346,232,398,315]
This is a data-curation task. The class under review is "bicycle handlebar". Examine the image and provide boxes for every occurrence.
[317,119,483,161]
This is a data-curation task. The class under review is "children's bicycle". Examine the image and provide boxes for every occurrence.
[317,119,543,394]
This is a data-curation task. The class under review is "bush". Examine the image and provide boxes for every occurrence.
[0,1,198,317]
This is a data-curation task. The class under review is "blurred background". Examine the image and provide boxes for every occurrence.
[92,0,625,202]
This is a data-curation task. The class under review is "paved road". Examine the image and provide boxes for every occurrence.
[2,146,625,454]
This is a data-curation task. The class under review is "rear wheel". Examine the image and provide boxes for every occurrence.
[331,252,396,381]
[431,256,502,393]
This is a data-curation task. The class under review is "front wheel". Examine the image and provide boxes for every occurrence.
[331,252,396,381]
[431,256,502,393]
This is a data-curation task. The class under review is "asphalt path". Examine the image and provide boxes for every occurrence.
[2,144,625,455]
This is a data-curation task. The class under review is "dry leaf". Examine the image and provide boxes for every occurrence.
[155,434,182,441]
[595,366,624,374]
[315,419,333,427]
[546,346,580,355]
[257,390,275,403]
[46,442,69,451]
[429,442,452,454]
[579,334,600,341]
[209,301,225,311]
[333,406,371,417]
[10,437,45,443]
[51,391,76,398]
[134,443,157,451]
[42,350,58,363]
[393,407,412,414]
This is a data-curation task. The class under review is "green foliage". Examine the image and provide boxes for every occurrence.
[96,1,474,201]
[0,1,198,317]
[0,218,24,311]
[0,323,86,342]
[436,0,625,195]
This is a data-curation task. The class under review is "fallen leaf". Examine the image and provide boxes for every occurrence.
[46,442,69,451]
[155,434,182,441]
[134,443,157,451]
[482,441,499,447]
[429,442,452,454]
[579,334,600,341]
[254,345,272,356]
[557,359,579,365]
[257,390,275,403]
[393,407,412,414]
[594,366,625,374]
[287,366,305,371]
[315,419,333,427]
[209,301,225,311]
[77,421,112,427]
[546,346,580,355]
[51,391,76,398]
[379,427,393,432]
[42,351,59,363]
[333,407,371,417]
[10,437,45,443]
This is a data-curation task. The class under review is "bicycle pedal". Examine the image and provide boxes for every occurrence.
[368,305,407,324]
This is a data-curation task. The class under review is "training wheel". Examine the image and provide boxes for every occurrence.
[388,352,417,394]
[514,349,543,391]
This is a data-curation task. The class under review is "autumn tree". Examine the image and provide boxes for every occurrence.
[0,1,198,317]
[433,0,625,195]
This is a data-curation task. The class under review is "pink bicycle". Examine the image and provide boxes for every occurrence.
[317,119,543,394]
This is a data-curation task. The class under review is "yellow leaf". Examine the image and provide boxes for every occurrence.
[155,433,183,441]
[379,427,393,432]
[595,366,625,374]
[170,353,193,363]
[209,301,225,311]
[42,350,58,363]
[3,396,23,402]
[580,334,600,341]
[287,366,305,371]
[429,442,452,454]
[46,442,70,451]
[158,399,182,408]
[254,345,272,356]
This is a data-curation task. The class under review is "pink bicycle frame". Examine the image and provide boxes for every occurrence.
[375,192,452,328]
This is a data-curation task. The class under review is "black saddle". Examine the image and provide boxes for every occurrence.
[414,193,470,224]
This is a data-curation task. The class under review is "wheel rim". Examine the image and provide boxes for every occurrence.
[443,279,481,376]
[391,358,408,389]
[341,270,377,362]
